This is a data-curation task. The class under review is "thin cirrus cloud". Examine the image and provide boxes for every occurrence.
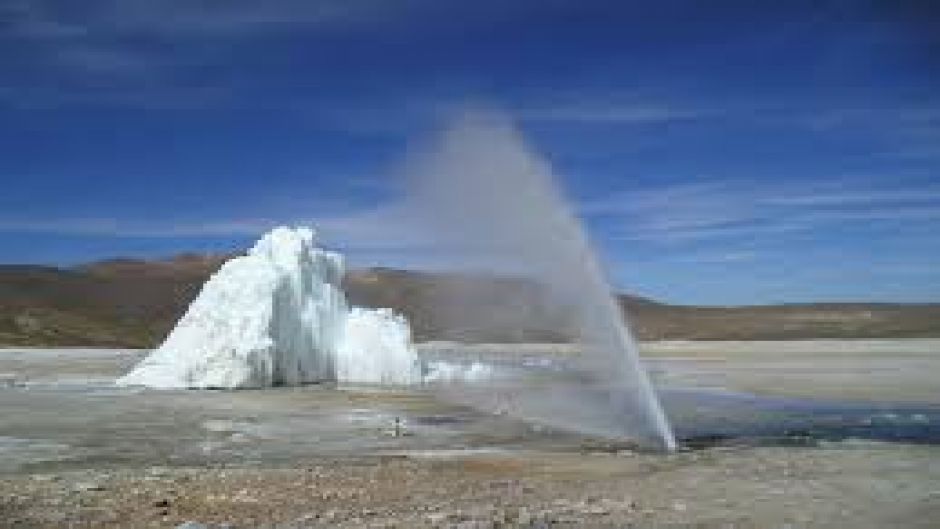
[0,0,396,107]
[0,203,435,253]
[4,175,936,250]
[3,0,381,39]
[582,177,940,244]
[0,218,275,238]
[519,102,714,125]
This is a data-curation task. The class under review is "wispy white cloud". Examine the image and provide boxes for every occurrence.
[622,220,811,243]
[0,202,435,254]
[764,185,940,206]
[0,218,274,238]
[3,0,383,40]
[584,176,940,244]
[669,250,759,264]
[762,103,940,161]
[794,205,940,223]
[520,101,714,124]
[788,105,940,132]
[0,0,397,107]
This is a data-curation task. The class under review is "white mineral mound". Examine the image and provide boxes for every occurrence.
[117,226,421,389]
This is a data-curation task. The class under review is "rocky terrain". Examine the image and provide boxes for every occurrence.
[1,335,937,529]
[2,254,939,347]
[3,443,938,529]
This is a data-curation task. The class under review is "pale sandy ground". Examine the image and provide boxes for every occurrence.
[420,339,940,402]
[1,340,938,528]
[642,338,940,402]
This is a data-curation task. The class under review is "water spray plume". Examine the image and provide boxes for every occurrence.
[406,109,676,451]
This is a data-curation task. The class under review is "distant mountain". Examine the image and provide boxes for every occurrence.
[1,254,938,347]
[344,268,940,342]
[0,254,230,347]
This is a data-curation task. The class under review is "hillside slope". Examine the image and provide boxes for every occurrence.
[1,256,938,347]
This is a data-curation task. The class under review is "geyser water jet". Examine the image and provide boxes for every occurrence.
[406,110,676,451]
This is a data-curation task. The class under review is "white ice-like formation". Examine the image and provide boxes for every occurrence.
[117,227,420,389]
[336,308,421,385]
[423,361,495,384]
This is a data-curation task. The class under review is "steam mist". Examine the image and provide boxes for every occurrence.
[406,110,676,451]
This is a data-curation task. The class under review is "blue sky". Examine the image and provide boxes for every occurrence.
[1,0,938,304]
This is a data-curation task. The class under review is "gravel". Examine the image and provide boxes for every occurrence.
[2,443,939,528]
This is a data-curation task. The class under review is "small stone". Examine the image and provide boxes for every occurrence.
[176,522,208,529]
[73,481,106,492]
[0,373,22,387]
[582,504,610,515]
[234,488,258,503]
[148,466,172,477]
[426,512,448,524]
[455,521,492,529]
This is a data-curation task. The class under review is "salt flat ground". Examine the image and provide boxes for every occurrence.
[643,338,940,402]
[0,340,938,528]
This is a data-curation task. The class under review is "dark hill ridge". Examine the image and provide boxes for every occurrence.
[1,256,938,347]
[0,255,229,347]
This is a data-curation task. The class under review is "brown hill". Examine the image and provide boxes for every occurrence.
[344,268,940,342]
[1,255,938,347]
